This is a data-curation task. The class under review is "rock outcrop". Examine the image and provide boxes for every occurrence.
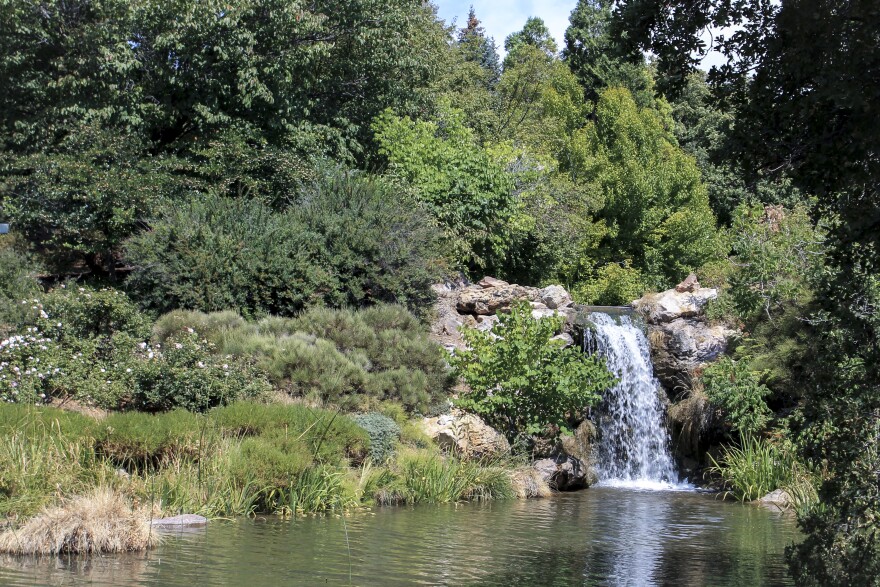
[533,453,595,491]
[421,410,510,458]
[632,275,736,393]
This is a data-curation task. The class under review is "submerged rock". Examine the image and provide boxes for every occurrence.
[151,514,208,528]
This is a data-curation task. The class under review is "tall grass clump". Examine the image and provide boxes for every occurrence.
[378,449,513,505]
[709,434,791,502]
[0,488,157,555]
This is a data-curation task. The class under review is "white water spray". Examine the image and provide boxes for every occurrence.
[586,313,687,490]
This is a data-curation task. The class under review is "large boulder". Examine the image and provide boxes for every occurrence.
[456,283,539,315]
[632,287,718,324]
[539,285,573,310]
[421,411,510,458]
[533,453,594,491]
[649,319,735,391]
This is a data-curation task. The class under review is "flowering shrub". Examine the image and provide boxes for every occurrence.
[123,330,270,412]
[0,329,64,404]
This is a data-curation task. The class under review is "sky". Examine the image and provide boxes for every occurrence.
[434,0,577,55]
[433,0,727,70]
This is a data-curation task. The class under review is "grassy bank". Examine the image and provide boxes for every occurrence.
[0,402,521,544]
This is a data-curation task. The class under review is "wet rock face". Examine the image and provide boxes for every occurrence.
[533,453,596,491]
[632,284,736,393]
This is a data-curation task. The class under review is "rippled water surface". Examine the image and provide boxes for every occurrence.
[0,488,798,586]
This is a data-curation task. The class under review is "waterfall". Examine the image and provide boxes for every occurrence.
[585,313,685,490]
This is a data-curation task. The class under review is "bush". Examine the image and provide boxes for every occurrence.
[702,357,773,437]
[572,261,646,305]
[157,306,454,413]
[97,410,206,469]
[209,402,369,464]
[0,241,43,335]
[352,413,401,463]
[449,302,615,443]
[125,170,444,317]
[122,332,270,412]
[37,285,151,342]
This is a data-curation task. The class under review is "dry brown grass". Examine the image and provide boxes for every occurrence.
[509,468,552,498]
[0,488,159,555]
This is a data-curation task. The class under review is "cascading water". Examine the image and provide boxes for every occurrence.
[585,313,685,489]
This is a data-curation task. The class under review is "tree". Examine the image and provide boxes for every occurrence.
[504,17,557,68]
[563,0,655,107]
[457,7,500,88]
[612,0,880,582]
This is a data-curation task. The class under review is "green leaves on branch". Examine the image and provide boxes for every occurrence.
[702,357,773,438]
[448,302,614,443]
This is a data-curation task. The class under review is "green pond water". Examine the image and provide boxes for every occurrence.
[0,487,798,586]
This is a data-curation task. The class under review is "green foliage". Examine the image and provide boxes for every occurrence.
[449,302,614,442]
[126,170,442,317]
[724,204,824,320]
[563,0,656,107]
[378,449,514,505]
[373,103,515,274]
[38,284,151,342]
[709,434,791,502]
[122,332,270,413]
[0,240,42,334]
[352,413,401,463]
[571,261,646,305]
[574,88,723,288]
[158,306,454,414]
[504,17,557,65]
[97,410,205,469]
[1,127,166,272]
[702,357,773,437]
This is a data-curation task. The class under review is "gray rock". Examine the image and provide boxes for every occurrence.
[478,276,510,289]
[649,320,735,391]
[421,411,510,458]
[758,489,793,509]
[151,514,208,528]
[632,287,718,324]
[551,332,575,348]
[533,453,591,491]
[539,285,573,309]
[457,284,539,315]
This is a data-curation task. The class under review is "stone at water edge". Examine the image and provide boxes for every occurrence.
[758,489,793,509]
[533,453,595,491]
[151,514,209,528]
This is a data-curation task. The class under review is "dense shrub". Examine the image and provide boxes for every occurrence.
[352,413,401,463]
[37,285,151,342]
[449,302,615,442]
[228,436,313,488]
[122,332,270,413]
[125,170,444,317]
[97,410,206,469]
[0,241,43,335]
[156,306,454,413]
[702,357,773,437]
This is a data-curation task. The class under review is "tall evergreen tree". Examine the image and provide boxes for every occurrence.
[457,7,500,87]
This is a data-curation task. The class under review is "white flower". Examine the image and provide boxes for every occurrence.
[222,364,229,369]
[126,368,132,373]
[100,368,106,373]
[175,343,183,349]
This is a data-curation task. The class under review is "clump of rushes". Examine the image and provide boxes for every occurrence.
[0,488,158,555]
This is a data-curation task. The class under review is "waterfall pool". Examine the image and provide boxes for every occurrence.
[0,488,799,586]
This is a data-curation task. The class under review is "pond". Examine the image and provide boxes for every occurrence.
[0,487,798,586]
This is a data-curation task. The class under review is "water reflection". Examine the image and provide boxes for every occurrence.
[0,489,798,587]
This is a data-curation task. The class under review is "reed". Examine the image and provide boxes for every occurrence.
[709,434,790,502]
[0,488,157,555]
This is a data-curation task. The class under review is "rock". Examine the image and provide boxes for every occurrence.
[560,420,597,465]
[457,284,538,315]
[478,276,509,289]
[533,453,592,491]
[421,411,510,458]
[649,320,735,391]
[531,308,563,320]
[151,514,208,529]
[675,273,700,293]
[632,287,718,324]
[475,314,499,332]
[429,278,472,351]
[539,285,573,309]
[758,489,793,509]
[551,332,575,348]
